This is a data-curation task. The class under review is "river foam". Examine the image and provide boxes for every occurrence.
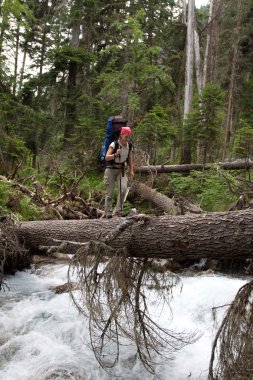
[0,264,249,380]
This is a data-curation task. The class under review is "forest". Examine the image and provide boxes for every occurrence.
[0,0,253,379]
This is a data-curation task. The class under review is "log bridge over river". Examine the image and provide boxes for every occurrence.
[14,209,253,261]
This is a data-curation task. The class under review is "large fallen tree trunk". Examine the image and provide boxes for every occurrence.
[15,209,253,261]
[136,161,253,174]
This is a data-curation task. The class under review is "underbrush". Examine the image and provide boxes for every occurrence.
[156,169,246,212]
[0,167,251,220]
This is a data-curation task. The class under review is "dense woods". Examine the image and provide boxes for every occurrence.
[0,0,252,176]
[1,1,253,379]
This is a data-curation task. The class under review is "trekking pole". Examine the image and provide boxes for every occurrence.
[119,154,123,215]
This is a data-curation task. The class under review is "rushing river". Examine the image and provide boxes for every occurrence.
[0,263,249,380]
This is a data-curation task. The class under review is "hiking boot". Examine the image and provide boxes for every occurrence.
[105,213,113,219]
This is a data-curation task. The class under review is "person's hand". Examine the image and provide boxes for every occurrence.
[129,170,135,179]
[115,149,121,157]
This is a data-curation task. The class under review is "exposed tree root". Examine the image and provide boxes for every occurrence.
[209,279,253,380]
[68,215,200,375]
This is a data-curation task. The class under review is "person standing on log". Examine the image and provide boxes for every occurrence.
[104,126,134,218]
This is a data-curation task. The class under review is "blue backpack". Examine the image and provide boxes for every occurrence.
[98,116,128,170]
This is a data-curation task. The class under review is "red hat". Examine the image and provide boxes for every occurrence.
[120,126,132,135]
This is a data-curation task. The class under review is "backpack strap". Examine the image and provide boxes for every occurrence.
[107,141,132,168]
[114,141,132,163]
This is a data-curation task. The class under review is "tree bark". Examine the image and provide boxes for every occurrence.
[183,0,194,116]
[209,0,222,83]
[202,0,213,87]
[181,0,195,164]
[182,0,187,24]
[194,27,202,93]
[63,0,81,147]
[15,209,253,261]
[13,22,20,96]
[221,0,242,161]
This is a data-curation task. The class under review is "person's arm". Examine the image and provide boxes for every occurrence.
[105,145,121,161]
[128,151,134,178]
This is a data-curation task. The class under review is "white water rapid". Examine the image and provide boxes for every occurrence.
[0,263,249,380]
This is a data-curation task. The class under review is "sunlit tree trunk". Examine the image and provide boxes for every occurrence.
[0,0,8,55]
[202,0,213,87]
[181,0,195,164]
[63,0,81,147]
[182,0,187,24]
[13,22,20,95]
[37,27,47,98]
[121,46,131,121]
[19,43,27,90]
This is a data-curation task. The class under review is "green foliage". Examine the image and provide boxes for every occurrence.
[0,179,43,220]
[0,181,10,213]
[233,119,253,158]
[78,173,105,201]
[136,105,176,142]
[52,46,94,72]
[239,80,253,120]
[186,83,224,162]
[0,0,252,198]
[0,132,29,160]
[97,10,175,115]
[134,104,177,163]
[16,196,43,221]
[198,172,238,211]
[168,171,203,198]
[168,170,238,211]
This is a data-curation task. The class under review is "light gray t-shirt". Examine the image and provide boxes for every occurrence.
[110,141,130,163]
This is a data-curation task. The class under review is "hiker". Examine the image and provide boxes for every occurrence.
[104,126,134,218]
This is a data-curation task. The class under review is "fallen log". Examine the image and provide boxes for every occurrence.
[14,209,253,261]
[136,161,253,174]
[136,164,208,173]
[131,181,179,214]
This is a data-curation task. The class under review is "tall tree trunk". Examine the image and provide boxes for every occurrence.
[221,0,242,161]
[37,27,47,98]
[202,0,213,87]
[194,27,202,93]
[221,44,238,160]
[13,23,20,96]
[19,44,27,90]
[183,0,195,117]
[63,2,81,147]
[0,2,7,55]
[209,0,222,83]
[182,0,187,24]
[181,0,195,164]
[121,45,131,121]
